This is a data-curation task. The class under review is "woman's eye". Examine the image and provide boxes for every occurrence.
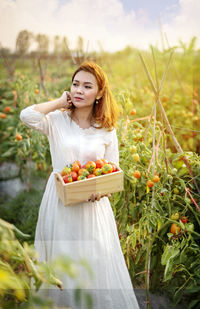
[72,83,78,87]
[85,86,92,89]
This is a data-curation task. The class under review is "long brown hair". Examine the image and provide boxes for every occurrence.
[68,61,119,131]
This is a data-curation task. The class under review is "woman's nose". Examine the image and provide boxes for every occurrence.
[76,86,83,93]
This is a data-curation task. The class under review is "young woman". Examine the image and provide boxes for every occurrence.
[20,61,140,309]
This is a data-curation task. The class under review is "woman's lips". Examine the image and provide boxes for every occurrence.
[74,97,84,101]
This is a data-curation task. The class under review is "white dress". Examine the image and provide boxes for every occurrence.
[20,105,140,309]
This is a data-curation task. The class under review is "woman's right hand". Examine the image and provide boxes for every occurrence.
[59,91,73,109]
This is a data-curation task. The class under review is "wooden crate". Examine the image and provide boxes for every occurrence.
[54,167,124,206]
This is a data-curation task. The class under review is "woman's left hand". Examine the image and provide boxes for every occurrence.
[87,192,111,202]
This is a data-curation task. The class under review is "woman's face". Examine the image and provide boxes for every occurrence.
[70,70,100,108]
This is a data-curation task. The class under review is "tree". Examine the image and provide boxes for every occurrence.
[35,33,49,55]
[15,30,33,56]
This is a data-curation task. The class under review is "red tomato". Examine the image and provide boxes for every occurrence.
[93,168,103,176]
[85,161,96,173]
[102,163,113,174]
[108,162,118,172]
[181,216,188,224]
[63,175,73,183]
[87,174,96,178]
[95,159,104,168]
[70,171,78,181]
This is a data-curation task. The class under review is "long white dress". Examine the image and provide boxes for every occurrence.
[20,105,140,309]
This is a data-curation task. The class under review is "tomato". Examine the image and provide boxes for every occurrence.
[93,168,103,176]
[170,223,181,234]
[102,163,113,174]
[130,145,137,153]
[71,163,80,173]
[132,153,140,162]
[73,160,81,168]
[133,170,141,179]
[61,166,71,176]
[109,162,118,172]
[171,213,180,220]
[95,159,104,168]
[173,188,179,195]
[147,180,154,188]
[85,161,96,173]
[185,223,194,232]
[70,171,78,181]
[4,106,11,113]
[181,216,188,224]
[130,108,136,115]
[0,113,6,119]
[152,175,160,183]
[161,96,168,103]
[101,158,108,164]
[63,174,73,183]
[15,133,22,141]
[77,175,87,181]
[87,174,96,178]
[78,168,89,177]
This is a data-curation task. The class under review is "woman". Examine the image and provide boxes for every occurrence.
[20,61,140,309]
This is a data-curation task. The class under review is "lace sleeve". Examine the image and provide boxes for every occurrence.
[20,105,50,136]
[104,128,119,167]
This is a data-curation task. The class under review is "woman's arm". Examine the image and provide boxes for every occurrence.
[34,91,72,114]
[20,91,72,136]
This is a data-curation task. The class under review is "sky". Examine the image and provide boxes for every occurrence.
[0,0,199,52]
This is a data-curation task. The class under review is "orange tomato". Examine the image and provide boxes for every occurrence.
[78,168,89,177]
[4,106,11,113]
[133,170,141,179]
[147,180,154,188]
[0,113,6,119]
[152,175,160,183]
[170,223,181,234]
[71,163,80,173]
[130,108,136,115]
[61,166,71,176]
[15,133,22,141]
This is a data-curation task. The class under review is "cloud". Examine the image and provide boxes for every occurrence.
[0,0,199,52]
[162,0,200,48]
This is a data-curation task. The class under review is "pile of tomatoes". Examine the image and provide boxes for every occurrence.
[60,159,119,183]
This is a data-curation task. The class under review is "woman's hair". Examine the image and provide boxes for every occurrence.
[68,61,119,131]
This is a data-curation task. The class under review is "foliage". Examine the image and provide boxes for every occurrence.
[0,219,94,309]
[110,117,200,308]
[0,189,43,244]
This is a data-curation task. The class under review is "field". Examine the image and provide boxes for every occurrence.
[0,41,200,309]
